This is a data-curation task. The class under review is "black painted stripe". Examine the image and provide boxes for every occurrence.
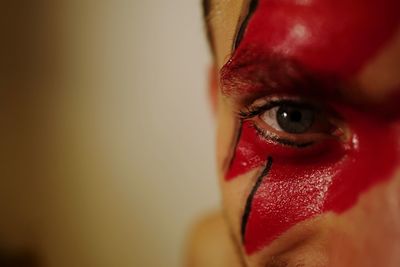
[225,120,243,175]
[241,156,273,243]
[234,0,259,50]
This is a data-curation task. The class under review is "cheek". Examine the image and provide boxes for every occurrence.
[226,111,400,255]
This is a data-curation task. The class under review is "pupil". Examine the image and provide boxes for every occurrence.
[277,105,314,134]
[289,110,302,122]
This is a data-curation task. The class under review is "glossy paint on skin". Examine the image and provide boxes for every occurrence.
[222,0,400,255]
[231,114,399,254]
[237,0,400,78]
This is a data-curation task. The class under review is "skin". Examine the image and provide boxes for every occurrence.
[187,0,400,266]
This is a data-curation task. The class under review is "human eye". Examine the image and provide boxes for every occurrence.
[239,97,347,148]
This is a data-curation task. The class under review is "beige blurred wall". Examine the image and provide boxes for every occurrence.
[0,1,218,266]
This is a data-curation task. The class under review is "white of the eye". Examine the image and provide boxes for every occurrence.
[259,107,283,131]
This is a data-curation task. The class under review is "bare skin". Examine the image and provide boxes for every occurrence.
[188,173,400,267]
[185,212,243,267]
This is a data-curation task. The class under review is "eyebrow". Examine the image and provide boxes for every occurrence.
[220,48,340,106]
[220,47,400,120]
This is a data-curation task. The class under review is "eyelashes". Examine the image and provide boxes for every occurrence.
[238,99,316,119]
[252,123,315,148]
[237,98,341,148]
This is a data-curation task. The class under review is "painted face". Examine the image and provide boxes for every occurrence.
[208,0,400,265]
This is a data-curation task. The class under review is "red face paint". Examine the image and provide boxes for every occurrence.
[231,114,399,254]
[237,0,400,78]
[222,0,400,255]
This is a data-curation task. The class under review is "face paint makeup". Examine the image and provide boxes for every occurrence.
[222,0,400,255]
[236,0,400,78]
[234,113,399,254]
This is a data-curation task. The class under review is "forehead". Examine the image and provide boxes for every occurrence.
[208,0,400,106]
[207,0,400,67]
[205,0,247,65]
[237,0,400,78]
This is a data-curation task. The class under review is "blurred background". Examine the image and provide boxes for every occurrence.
[0,1,218,266]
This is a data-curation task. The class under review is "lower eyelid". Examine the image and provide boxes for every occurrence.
[252,123,315,148]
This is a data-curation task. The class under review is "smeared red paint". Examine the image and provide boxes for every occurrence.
[222,0,400,255]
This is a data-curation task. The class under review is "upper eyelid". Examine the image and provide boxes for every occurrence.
[238,99,318,119]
